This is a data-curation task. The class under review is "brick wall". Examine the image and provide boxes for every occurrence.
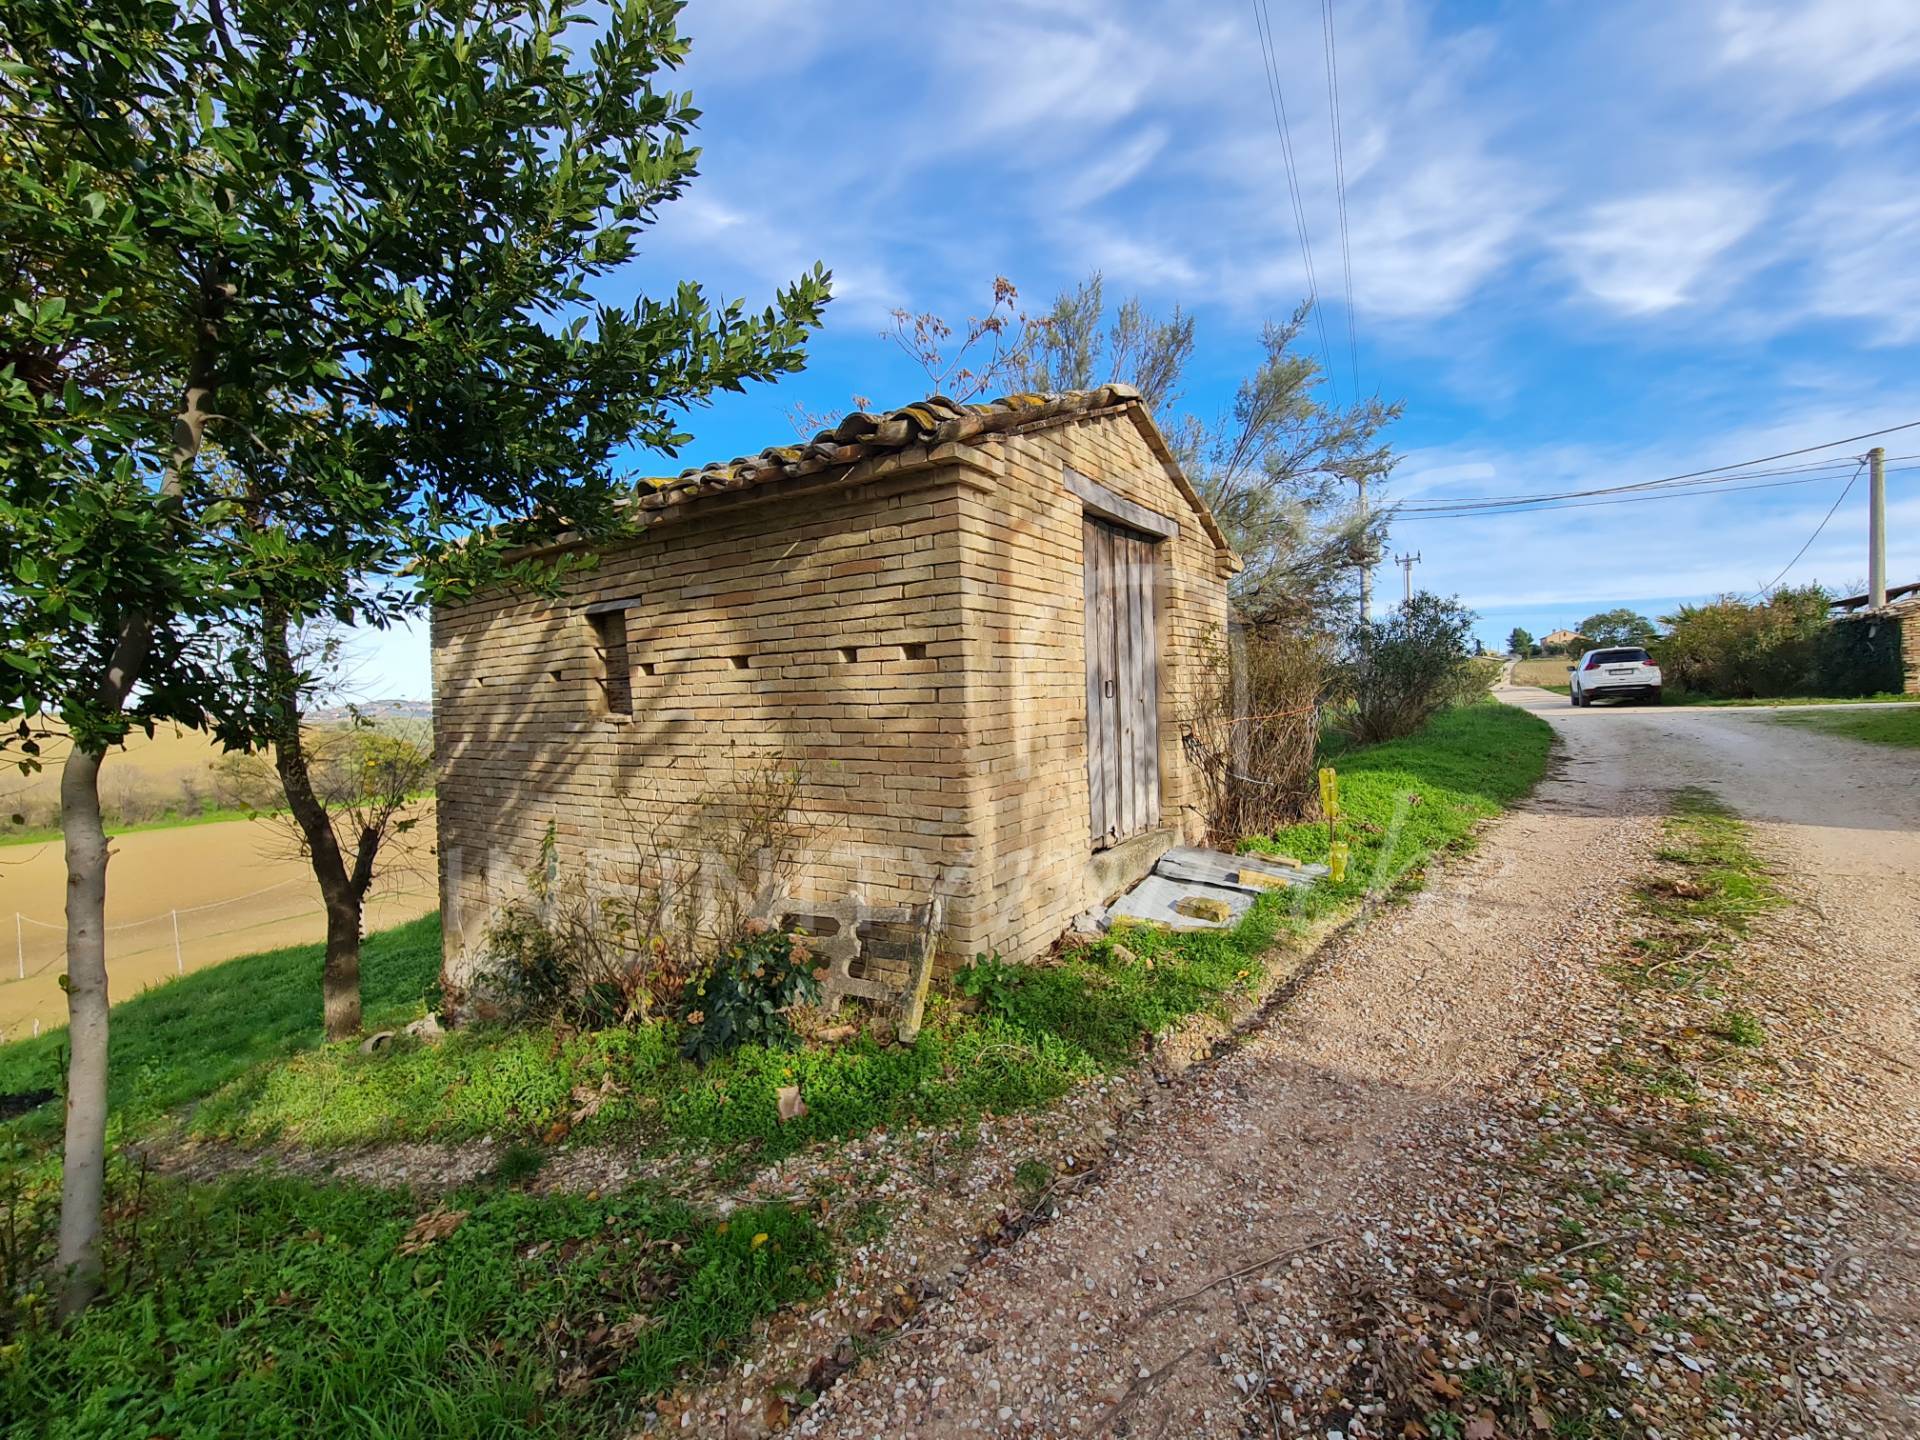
[951,409,1232,960]
[432,465,984,985]
[432,407,1234,986]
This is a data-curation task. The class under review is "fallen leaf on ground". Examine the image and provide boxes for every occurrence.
[397,1205,469,1256]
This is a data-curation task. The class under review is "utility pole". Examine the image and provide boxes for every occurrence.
[1869,446,1886,609]
[1394,550,1421,606]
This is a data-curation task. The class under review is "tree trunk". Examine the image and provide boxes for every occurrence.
[322,897,363,1041]
[55,746,112,1320]
[262,612,366,1042]
[52,289,223,1319]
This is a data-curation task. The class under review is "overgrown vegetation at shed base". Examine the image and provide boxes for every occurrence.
[0,1174,829,1438]
[181,703,1550,1156]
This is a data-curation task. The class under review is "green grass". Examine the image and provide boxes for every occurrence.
[0,913,441,1140]
[1662,690,1919,708]
[184,910,1291,1158]
[1616,788,1785,991]
[187,706,1552,1158]
[1244,701,1554,919]
[1,1173,829,1437]
[1772,704,1920,748]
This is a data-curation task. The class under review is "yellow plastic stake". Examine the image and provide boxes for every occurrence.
[1329,840,1350,884]
[1319,766,1341,853]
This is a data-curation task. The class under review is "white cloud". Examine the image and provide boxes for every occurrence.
[1050,125,1169,209]
[1345,151,1534,318]
[1714,0,1920,108]
[1790,178,1920,344]
[937,7,1165,144]
[1555,185,1767,315]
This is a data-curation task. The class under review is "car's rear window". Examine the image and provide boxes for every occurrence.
[1594,648,1650,664]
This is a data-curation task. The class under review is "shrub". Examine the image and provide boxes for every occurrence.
[1446,653,1505,706]
[1184,625,1331,842]
[1655,587,1830,698]
[678,924,823,1066]
[468,763,816,1029]
[1339,592,1480,744]
[476,823,654,1028]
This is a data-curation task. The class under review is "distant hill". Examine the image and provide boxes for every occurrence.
[308,699,432,723]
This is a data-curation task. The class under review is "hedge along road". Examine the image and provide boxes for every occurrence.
[0,804,437,1040]
[798,678,1920,1437]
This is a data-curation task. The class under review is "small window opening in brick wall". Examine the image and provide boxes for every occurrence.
[730,654,750,670]
[837,642,929,662]
[589,610,633,715]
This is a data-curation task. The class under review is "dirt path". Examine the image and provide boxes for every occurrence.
[800,687,1920,1438]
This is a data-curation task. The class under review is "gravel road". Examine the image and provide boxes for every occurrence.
[799,685,1920,1439]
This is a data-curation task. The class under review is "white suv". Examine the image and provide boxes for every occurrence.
[1569,647,1662,706]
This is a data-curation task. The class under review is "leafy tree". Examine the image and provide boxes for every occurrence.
[814,273,1395,628]
[1577,608,1659,650]
[0,0,827,1315]
[1186,305,1398,630]
[1507,627,1535,657]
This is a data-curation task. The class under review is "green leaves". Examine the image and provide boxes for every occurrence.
[2,0,829,757]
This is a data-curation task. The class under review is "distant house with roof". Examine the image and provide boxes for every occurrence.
[1540,628,1585,654]
[429,386,1241,999]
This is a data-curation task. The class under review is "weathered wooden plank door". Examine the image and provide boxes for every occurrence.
[1083,516,1161,846]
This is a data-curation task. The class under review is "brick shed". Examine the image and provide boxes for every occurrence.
[431,385,1240,991]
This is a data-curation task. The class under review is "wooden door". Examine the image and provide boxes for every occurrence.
[1083,516,1161,847]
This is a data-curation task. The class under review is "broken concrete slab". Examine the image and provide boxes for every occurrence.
[1090,843,1329,933]
[1154,845,1329,894]
[1103,873,1253,931]
[1173,894,1234,923]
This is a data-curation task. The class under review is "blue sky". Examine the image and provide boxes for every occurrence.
[352,0,1920,695]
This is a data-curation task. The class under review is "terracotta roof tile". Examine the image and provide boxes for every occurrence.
[628,385,1143,517]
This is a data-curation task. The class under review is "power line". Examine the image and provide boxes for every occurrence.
[1746,462,1866,601]
[1391,423,1920,514]
[1250,0,1339,398]
[1399,460,1888,516]
[1400,454,1906,511]
[1399,466,1918,520]
[1319,0,1360,397]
